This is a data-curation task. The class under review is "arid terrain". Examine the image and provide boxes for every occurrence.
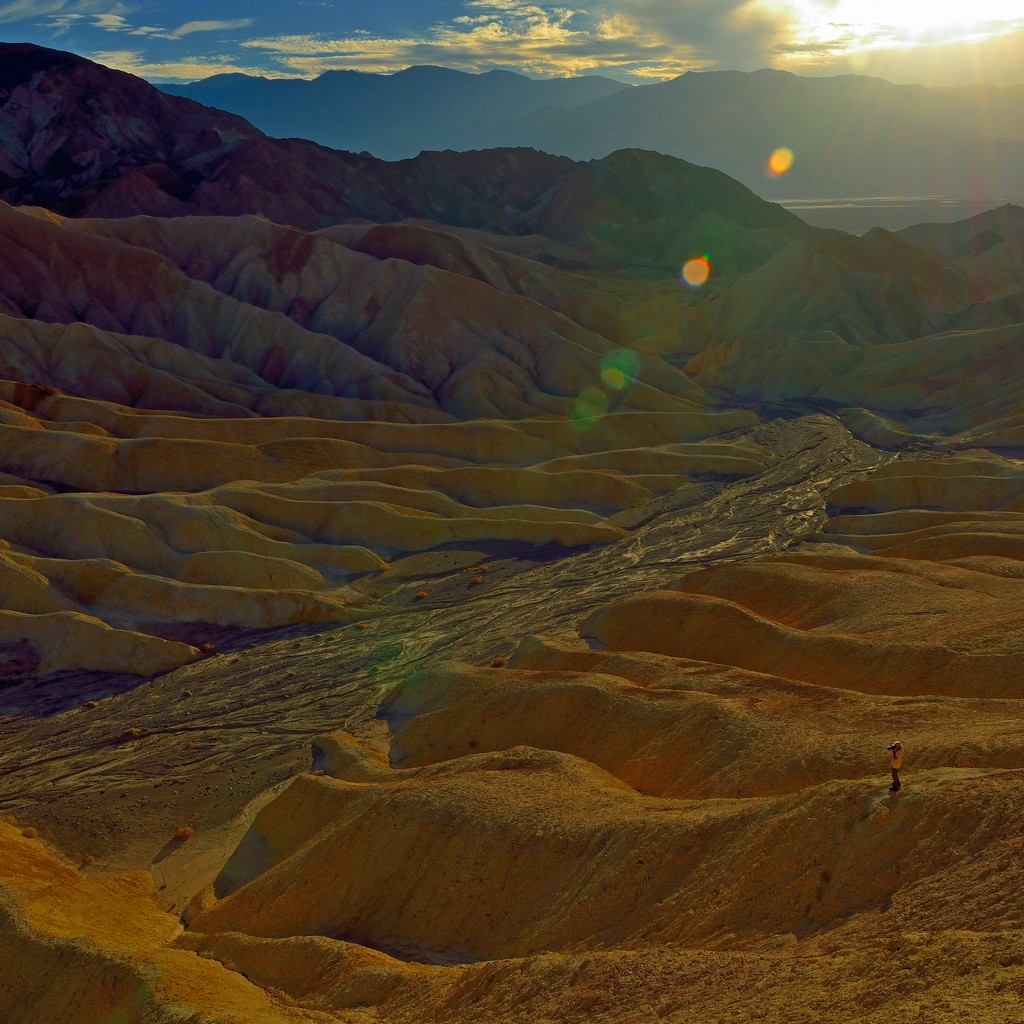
[2,43,1024,1024]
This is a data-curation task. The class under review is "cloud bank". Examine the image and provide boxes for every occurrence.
[237,1,795,79]
[3,0,1022,85]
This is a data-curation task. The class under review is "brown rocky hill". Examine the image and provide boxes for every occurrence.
[0,44,809,273]
[0,197,759,677]
[0,43,256,214]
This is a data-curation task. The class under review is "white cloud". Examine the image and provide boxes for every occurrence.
[90,12,188,38]
[2,0,128,28]
[465,0,548,10]
[91,12,131,31]
[776,21,1024,85]
[28,5,252,43]
[239,2,700,79]
[48,12,85,32]
[171,18,254,38]
[15,0,1022,87]
[596,14,638,39]
[90,48,287,83]
[0,0,71,22]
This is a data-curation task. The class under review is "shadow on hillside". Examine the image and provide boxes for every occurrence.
[0,646,144,719]
[0,623,325,719]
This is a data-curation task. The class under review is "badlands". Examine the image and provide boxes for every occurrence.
[2,42,1024,1023]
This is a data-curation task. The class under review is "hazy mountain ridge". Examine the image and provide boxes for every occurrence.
[164,64,629,160]
[162,64,1024,203]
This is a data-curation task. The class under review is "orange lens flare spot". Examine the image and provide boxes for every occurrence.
[767,147,794,177]
[681,256,711,288]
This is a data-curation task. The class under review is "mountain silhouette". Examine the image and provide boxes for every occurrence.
[164,65,628,160]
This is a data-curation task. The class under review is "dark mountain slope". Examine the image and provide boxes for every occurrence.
[498,70,1024,201]
[895,204,1024,256]
[0,43,257,214]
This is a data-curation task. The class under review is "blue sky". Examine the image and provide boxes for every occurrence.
[2,0,1022,86]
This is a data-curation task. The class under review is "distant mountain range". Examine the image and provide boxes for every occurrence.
[163,65,627,161]
[164,66,1024,205]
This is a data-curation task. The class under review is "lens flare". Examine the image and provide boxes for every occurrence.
[602,367,627,389]
[767,147,794,177]
[600,349,639,390]
[681,256,711,288]
[570,387,609,431]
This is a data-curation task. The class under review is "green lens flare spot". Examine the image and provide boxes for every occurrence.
[599,349,638,390]
[570,387,609,431]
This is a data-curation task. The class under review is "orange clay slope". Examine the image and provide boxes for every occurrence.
[0,820,334,1024]
[9,442,1024,1021]
[170,450,1024,1021]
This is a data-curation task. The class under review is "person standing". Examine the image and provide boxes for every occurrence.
[886,742,903,791]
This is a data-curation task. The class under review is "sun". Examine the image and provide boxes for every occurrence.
[782,0,1024,47]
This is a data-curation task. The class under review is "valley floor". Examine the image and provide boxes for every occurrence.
[780,194,1024,234]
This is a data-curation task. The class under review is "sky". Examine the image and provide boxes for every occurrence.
[1,0,1023,87]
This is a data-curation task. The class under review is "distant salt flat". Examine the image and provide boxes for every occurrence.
[780,194,1024,234]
